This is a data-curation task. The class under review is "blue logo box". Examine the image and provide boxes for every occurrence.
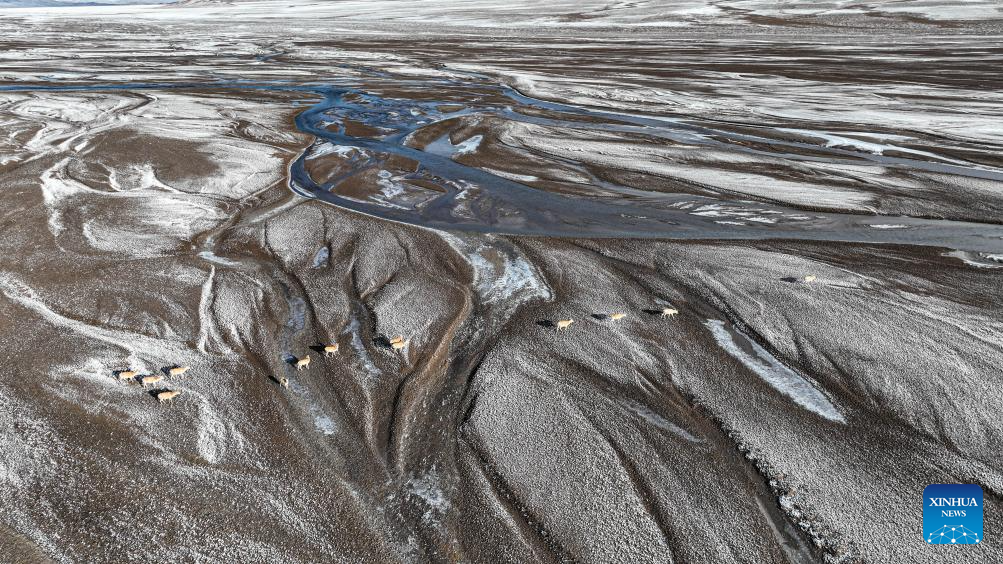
[924,484,983,545]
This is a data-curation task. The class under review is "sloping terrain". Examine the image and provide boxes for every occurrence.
[0,2,1001,563]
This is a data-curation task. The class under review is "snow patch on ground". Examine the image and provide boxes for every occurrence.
[439,232,551,307]
[313,414,337,435]
[196,400,229,464]
[308,141,365,160]
[342,315,380,377]
[779,128,962,162]
[621,399,702,443]
[198,250,242,267]
[482,168,539,183]
[705,319,846,424]
[406,468,449,526]
[944,250,1003,269]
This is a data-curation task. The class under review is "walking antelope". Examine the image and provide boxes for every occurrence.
[555,319,574,332]
[296,355,311,371]
[157,390,180,403]
[609,313,627,321]
[169,366,190,378]
[142,375,163,387]
[661,308,679,318]
[323,344,340,357]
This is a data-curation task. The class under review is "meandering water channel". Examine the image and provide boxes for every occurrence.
[4,78,1003,253]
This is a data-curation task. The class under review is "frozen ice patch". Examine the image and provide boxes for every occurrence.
[452,134,482,155]
[198,250,242,267]
[705,320,846,423]
[311,246,330,269]
[425,133,482,158]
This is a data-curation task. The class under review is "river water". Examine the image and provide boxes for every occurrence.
[4,78,1003,253]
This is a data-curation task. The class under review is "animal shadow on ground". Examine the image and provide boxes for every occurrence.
[591,313,609,320]
[268,375,286,386]
[308,344,328,355]
[536,320,556,329]
[780,277,799,283]
[642,309,664,316]
[281,353,299,367]
[373,335,394,348]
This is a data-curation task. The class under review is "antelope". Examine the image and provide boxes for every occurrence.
[142,375,163,387]
[169,366,190,378]
[661,308,679,318]
[389,336,404,345]
[391,339,409,351]
[279,377,289,389]
[609,313,627,321]
[117,370,138,381]
[296,355,311,371]
[324,343,340,357]
[555,319,574,332]
[157,390,180,403]
[804,275,818,284]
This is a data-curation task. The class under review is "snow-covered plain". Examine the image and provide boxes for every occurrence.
[3,0,1000,24]
[0,1,1001,563]
[0,0,168,6]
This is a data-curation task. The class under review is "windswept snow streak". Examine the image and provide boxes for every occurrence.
[0,272,187,360]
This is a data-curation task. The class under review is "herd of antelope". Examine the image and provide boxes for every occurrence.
[549,275,820,334]
[291,339,344,376]
[283,335,405,389]
[113,275,819,404]
[114,333,403,404]
[551,306,680,333]
[113,365,191,404]
[114,304,682,403]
